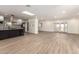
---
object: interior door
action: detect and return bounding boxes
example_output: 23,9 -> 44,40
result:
60,23 -> 65,32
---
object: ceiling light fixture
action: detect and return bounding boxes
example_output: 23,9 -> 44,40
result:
22,11 -> 35,16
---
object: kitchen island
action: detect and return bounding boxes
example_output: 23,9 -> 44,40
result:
0,28 -> 24,39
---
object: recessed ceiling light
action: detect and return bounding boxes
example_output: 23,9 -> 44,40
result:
22,11 -> 35,16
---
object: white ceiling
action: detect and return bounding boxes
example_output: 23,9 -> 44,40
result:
26,5 -> 79,20
0,5 -> 30,20
0,5 -> 79,20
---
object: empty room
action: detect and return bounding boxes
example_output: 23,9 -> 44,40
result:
0,5 -> 79,54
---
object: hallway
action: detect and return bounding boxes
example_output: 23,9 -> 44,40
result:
0,32 -> 79,54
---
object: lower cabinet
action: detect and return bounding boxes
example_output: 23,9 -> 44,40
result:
0,29 -> 24,39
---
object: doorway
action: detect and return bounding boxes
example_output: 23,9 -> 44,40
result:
55,23 -> 68,32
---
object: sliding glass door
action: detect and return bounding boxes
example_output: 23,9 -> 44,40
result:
55,23 -> 68,32
56,23 -> 60,32
60,23 -> 65,32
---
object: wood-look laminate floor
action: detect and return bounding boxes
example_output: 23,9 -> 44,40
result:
0,32 -> 79,54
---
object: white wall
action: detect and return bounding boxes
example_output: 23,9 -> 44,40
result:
39,20 -> 55,32
39,20 -> 67,32
28,16 -> 38,34
38,19 -> 79,34
67,19 -> 79,34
